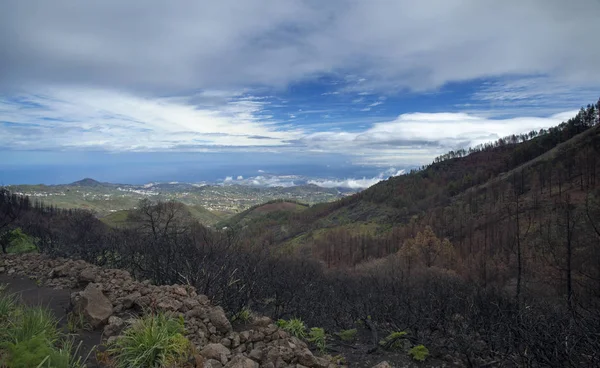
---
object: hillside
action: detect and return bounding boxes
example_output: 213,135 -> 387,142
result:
101,203 -> 224,227
218,199 -> 309,229
227,103 -> 600,273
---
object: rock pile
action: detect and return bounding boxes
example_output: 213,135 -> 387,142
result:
0,254 -> 338,368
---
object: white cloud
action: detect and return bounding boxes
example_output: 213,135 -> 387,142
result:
0,88 -> 303,150
302,110 -> 577,165
0,84 -> 581,168
217,168 -> 406,189
1,1 -> 599,93
308,168 -> 405,189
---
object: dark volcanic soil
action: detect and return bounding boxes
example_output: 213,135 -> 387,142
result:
0,273 -> 103,367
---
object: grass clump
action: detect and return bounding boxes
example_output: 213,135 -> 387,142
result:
336,328 -> 357,342
7,306 -> 59,344
379,331 -> 408,350
408,344 -> 429,362
231,307 -> 252,323
0,288 -> 18,325
66,311 -> 91,333
307,327 -> 327,353
276,318 -> 306,339
0,287 -> 89,368
107,312 -> 191,368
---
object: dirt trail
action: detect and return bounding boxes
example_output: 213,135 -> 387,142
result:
0,273 -> 102,367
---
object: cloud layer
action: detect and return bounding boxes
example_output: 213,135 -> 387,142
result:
1,0 -> 599,93
0,89 -> 299,150
0,88 -> 577,166
1,0 -> 598,171
218,168 -> 406,189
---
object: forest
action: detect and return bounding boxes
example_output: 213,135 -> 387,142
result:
2,100 -> 600,367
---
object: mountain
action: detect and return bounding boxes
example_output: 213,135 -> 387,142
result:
230,102 -> 600,279
70,178 -> 107,187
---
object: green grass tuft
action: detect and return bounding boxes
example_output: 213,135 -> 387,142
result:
408,344 -> 429,362
276,318 -> 307,339
379,331 -> 408,350
307,327 -> 327,353
231,307 -> 252,323
336,328 -> 357,342
7,306 -> 59,345
107,312 -> 191,368
0,289 -> 19,324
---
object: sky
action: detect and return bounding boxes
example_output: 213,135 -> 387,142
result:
1,0 -> 599,187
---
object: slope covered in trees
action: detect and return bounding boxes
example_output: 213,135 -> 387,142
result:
2,100 -> 600,366
231,101 -> 600,271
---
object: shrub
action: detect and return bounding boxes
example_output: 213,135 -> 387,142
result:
3,228 -> 36,254
2,335 -> 87,368
276,318 -> 307,339
308,327 -> 327,353
379,331 -> 408,350
107,312 -> 191,368
408,344 -> 429,362
336,328 -> 357,342
3,335 -> 56,368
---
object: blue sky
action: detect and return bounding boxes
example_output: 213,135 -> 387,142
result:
1,0 -> 599,186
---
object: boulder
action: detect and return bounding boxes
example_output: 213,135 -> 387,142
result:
239,331 -> 250,343
78,267 -> 98,284
371,362 -> 392,368
157,298 -> 183,312
173,286 -> 188,296
183,297 -> 201,310
103,316 -> 124,337
119,291 -> 141,309
224,355 -> 259,368
248,348 -> 263,362
209,306 -> 233,334
251,316 -> 272,328
205,359 -> 224,368
297,349 -> 329,368
73,283 -> 113,328
200,343 -> 231,361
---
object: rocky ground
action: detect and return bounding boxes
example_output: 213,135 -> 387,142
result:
0,254 -> 450,368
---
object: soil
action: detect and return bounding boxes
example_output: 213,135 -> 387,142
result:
0,273 -> 103,367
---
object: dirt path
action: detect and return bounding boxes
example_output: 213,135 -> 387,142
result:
0,274 -> 103,367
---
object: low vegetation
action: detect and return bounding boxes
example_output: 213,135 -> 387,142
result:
0,287 -> 88,368
276,318 -> 307,339
106,312 -> 191,368
408,345 -> 429,362
336,328 -> 357,342
307,327 -> 327,353
379,331 -> 408,350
